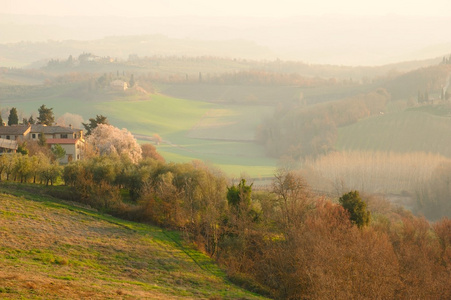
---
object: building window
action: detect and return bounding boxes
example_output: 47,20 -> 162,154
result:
68,154 -> 73,162
61,134 -> 68,139
32,133 -> 36,139
77,154 -> 80,160
6,136 -> 10,140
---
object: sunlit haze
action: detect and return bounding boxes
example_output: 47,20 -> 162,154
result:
3,0 -> 451,17
1,0 -> 451,65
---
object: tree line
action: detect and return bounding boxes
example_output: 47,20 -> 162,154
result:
0,104 -> 56,127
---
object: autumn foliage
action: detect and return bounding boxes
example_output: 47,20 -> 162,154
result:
60,154 -> 450,299
2,139 -> 450,298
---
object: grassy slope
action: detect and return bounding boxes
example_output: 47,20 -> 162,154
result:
98,94 -> 277,179
337,105 -> 451,157
0,185 -> 266,300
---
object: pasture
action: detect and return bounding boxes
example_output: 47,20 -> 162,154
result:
336,107 -> 451,157
102,95 -> 277,179
0,184 -> 266,299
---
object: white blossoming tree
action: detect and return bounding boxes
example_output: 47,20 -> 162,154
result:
86,124 -> 142,163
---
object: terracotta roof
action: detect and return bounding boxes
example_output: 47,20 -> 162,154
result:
0,138 -> 18,150
46,138 -> 82,145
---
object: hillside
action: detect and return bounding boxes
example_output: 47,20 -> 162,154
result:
0,184 -> 266,299
0,56 -> 450,180
337,104 -> 451,157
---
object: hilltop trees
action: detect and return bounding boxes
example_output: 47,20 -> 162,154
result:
37,104 -> 54,125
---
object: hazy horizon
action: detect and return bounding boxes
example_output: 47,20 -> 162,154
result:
1,0 -> 451,66
3,0 -> 451,17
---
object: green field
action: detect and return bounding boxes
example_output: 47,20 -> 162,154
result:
1,90 -> 278,179
161,82 -> 378,105
337,106 -> 451,157
101,95 -> 277,179
0,184 -> 266,299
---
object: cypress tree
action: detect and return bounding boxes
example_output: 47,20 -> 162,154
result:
8,107 -> 19,126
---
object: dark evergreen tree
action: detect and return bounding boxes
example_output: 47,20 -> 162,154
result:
28,116 -> 35,124
37,104 -> 54,125
82,115 -> 109,135
129,74 -> 135,87
8,107 -> 19,126
227,179 -> 253,209
339,190 -> 370,228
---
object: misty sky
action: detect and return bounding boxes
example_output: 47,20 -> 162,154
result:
1,0 -> 451,66
3,0 -> 451,17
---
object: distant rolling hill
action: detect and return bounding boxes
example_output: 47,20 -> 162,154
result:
337,104 -> 451,157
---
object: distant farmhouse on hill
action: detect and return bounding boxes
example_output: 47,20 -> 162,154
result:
0,124 -> 84,163
110,80 -> 128,91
